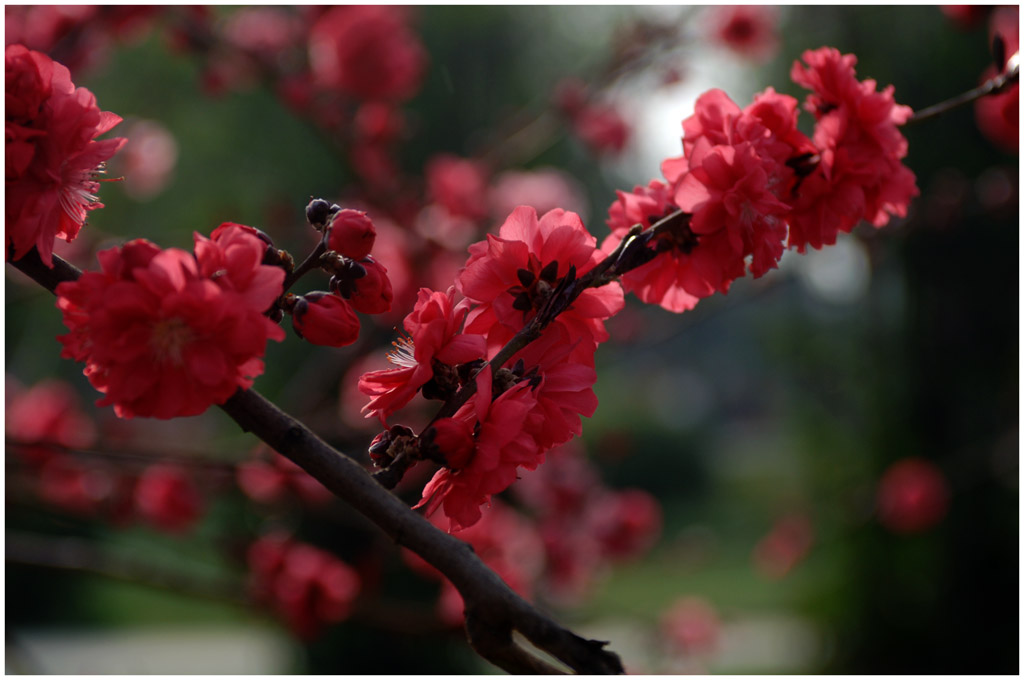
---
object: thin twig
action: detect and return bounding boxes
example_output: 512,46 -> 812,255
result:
909,54 -> 1020,125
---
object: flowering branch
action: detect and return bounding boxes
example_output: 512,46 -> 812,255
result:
8,246 -> 625,675
909,52 -> 1019,124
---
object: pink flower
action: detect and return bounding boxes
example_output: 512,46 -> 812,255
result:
488,167 -> 589,221
752,513 -> 814,579
291,292 -> 360,347
661,596 -> 721,656
876,458 -> 950,533
5,44 -> 125,267
709,5 -> 780,62
586,488 -> 662,560
459,206 -> 624,366
133,463 -> 204,534
248,532 -> 361,640
6,378 -> 97,466
359,287 -> 486,425
572,103 -> 630,156
415,367 -> 540,531
237,445 -> 333,506
55,234 -> 285,419
425,154 -> 490,221
788,46 -> 918,250
327,208 -> 376,260
308,5 -> 426,102
194,222 -> 283,312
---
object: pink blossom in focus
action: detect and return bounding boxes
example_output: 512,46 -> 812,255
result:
459,206 -> 624,366
55,232 -> 285,419
359,287 -> 486,425
291,292 -> 360,347
6,44 -> 126,266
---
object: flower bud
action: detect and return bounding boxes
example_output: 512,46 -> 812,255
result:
306,198 -> 337,229
328,209 -> 376,260
347,256 -> 393,315
423,417 -> 475,470
291,292 -> 359,347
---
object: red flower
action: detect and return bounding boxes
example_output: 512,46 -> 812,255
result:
5,44 -> 125,267
308,5 -> 426,102
248,533 -> 361,640
788,46 -> 918,250
709,5 -> 780,62
586,488 -> 662,560
133,463 -> 204,534
291,292 -> 360,347
459,206 -> 624,366
425,153 -> 490,221
975,7 -> 1019,153
876,458 -> 950,533
415,367 -> 540,531
55,234 -> 285,419
6,378 -> 97,466
572,103 -> 630,156
359,287 -> 486,425
327,208 -> 376,261
194,222 -> 282,312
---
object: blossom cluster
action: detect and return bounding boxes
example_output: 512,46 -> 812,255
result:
360,206 -> 623,531
604,46 -> 918,312
5,43 -> 125,267
55,224 -> 285,419
289,204 -> 393,348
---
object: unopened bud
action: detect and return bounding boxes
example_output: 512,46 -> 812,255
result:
328,209 -> 377,260
290,292 -> 360,347
306,198 -> 334,229
347,256 -> 393,315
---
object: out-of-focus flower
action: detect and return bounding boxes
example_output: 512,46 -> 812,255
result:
308,5 -> 426,102
6,44 -> 125,267
488,167 -> 589,221
248,532 -> 361,640
661,596 -> 721,656
133,463 -> 204,534
940,5 -> 991,30
237,445 -> 333,506
708,5 -> 780,62
752,513 -> 814,579
37,454 -> 114,515
425,154 -> 490,222
111,119 -> 178,200
572,103 -> 630,156
222,6 -> 304,55
876,458 -> 950,533
6,377 -> 97,466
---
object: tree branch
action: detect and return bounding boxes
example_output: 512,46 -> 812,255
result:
908,52 -> 1020,124
7,248 -> 626,675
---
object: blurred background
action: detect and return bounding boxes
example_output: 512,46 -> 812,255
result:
5,5 -> 1018,674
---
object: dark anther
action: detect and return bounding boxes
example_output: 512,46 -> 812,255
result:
516,268 -> 536,288
512,291 -> 533,312
539,259 -> 559,283
456,359 -> 486,384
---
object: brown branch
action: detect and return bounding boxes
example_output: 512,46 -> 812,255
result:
7,248 -> 625,675
909,53 -> 1020,124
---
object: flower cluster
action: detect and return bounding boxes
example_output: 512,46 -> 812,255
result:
288,204 -> 393,348
55,224 -> 285,419
5,44 -> 125,267
603,46 -> 917,312
360,207 -> 621,531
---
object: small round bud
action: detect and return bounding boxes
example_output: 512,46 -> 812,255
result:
328,209 -> 377,260
306,198 -> 334,229
290,292 -> 360,347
